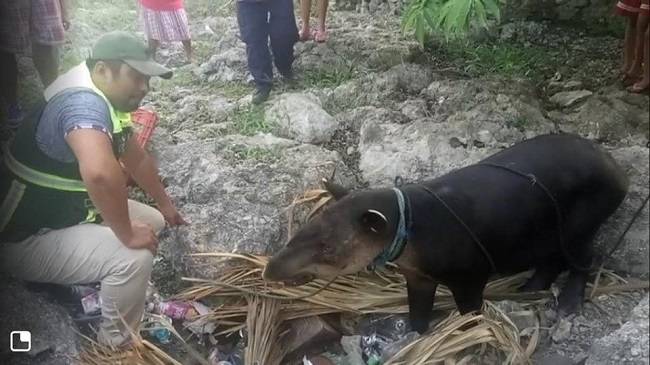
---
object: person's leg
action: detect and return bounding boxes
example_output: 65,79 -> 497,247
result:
269,0 -> 298,77
237,1 -> 273,102
622,13 -> 639,76
299,0 -> 312,41
182,39 -> 192,62
0,224 -> 155,347
29,0 -> 66,87
630,27 -> 650,92
31,42 -> 59,87
0,51 -> 18,107
127,199 -> 166,233
316,0 -> 329,41
628,2 -> 649,78
0,51 -> 25,128
148,38 -> 160,58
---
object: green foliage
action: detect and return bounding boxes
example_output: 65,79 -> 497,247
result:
442,41 -> 552,81
226,145 -> 280,163
229,105 -> 273,136
300,66 -> 356,89
402,0 -> 501,45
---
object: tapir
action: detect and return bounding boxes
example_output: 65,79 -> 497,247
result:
263,133 -> 629,333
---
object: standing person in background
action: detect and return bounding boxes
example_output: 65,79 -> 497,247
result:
237,0 -> 299,105
139,0 -> 193,63
0,0 -> 69,130
299,0 -> 329,43
616,0 -> 643,84
0,0 -> 29,129
628,0 -> 650,92
31,0 -> 69,88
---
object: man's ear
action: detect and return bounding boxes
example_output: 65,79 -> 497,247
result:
321,178 -> 350,200
360,209 -> 388,234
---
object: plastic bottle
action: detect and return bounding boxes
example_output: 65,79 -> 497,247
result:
151,326 -> 172,344
156,301 -> 195,320
80,292 -> 102,315
380,331 -> 420,362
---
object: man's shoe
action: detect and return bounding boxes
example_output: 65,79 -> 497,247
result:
279,68 -> 294,81
252,87 -> 271,105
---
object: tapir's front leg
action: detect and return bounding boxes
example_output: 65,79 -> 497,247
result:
405,274 -> 438,334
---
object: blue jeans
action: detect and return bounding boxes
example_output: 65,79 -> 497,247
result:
236,0 -> 298,90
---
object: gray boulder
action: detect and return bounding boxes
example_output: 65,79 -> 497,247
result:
556,89 -> 650,142
357,77 -> 556,186
586,295 -> 649,365
157,133 -> 355,277
266,93 -> 339,144
597,146 -> 650,278
295,15 -> 417,72
549,90 -> 593,108
0,277 -> 80,365
421,78 -> 551,128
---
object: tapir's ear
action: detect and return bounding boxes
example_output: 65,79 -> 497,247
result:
360,209 -> 388,234
321,178 -> 350,200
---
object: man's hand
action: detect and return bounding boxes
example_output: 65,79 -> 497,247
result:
124,221 -> 159,254
159,203 -> 189,226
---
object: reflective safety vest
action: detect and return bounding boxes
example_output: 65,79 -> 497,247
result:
0,62 -> 133,242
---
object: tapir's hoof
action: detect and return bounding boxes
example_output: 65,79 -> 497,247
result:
410,318 -> 430,334
557,294 -> 582,318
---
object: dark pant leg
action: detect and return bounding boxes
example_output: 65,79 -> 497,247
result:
236,1 -> 273,89
268,0 -> 298,75
0,51 -> 18,106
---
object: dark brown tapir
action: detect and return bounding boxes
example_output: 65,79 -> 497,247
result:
263,133 -> 629,334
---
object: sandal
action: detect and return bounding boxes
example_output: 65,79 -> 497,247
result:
314,29 -> 328,43
620,72 -> 640,87
299,27 -> 312,42
627,81 -> 650,94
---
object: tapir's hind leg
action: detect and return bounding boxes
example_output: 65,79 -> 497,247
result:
521,256 -> 566,292
449,277 -> 488,315
557,234 -> 595,317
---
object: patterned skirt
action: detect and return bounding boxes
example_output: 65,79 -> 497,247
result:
139,5 -> 191,42
615,0 -> 642,17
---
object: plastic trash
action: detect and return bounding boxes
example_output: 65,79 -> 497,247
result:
380,331 -> 419,362
69,285 -> 98,298
341,335 -> 365,365
184,301 -> 217,335
152,326 -> 172,344
155,301 -> 197,320
80,291 -> 102,315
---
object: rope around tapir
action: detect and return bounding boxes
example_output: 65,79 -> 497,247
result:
394,164 -> 650,274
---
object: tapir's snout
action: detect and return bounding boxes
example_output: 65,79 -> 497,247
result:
262,258 -> 284,281
262,247 -> 317,286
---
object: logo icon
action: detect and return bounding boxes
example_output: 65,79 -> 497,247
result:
10,331 -> 31,352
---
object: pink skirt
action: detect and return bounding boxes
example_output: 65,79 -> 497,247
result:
139,5 -> 191,42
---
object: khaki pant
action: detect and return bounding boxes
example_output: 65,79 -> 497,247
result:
0,200 -> 165,347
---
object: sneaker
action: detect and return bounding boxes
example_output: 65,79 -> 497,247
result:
279,68 -> 294,81
252,87 -> 271,105
6,103 -> 24,129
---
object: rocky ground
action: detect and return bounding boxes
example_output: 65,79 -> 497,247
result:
1,0 -> 648,364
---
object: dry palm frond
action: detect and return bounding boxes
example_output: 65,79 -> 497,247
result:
385,301 -> 536,365
286,188 -> 333,238
244,296 -> 286,365
178,253 -> 648,336
77,332 -> 183,365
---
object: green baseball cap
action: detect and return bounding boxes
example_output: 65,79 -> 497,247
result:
91,31 -> 172,79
